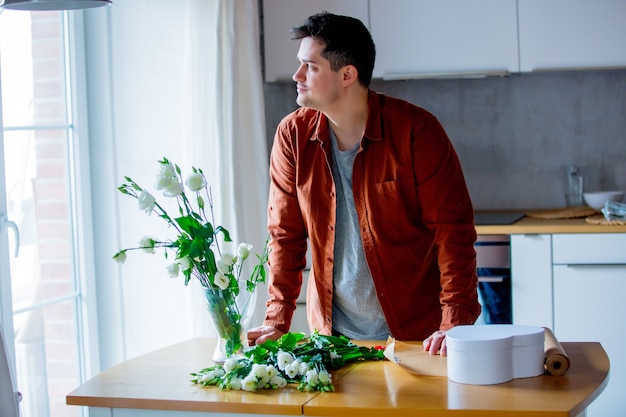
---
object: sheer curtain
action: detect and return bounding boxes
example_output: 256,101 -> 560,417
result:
88,0 -> 269,367
181,0 -> 270,337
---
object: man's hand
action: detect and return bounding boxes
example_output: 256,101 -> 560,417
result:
248,325 -> 284,346
423,329 -> 448,356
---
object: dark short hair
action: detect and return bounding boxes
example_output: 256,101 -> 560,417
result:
291,12 -> 376,87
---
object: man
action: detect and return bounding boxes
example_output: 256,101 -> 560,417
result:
248,12 -> 480,355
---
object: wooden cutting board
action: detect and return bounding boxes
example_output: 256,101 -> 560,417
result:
585,214 -> 626,225
525,206 -> 597,219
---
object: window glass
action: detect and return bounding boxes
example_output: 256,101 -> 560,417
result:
1,9 -> 82,417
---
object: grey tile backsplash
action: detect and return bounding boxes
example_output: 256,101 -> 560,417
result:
263,70 -> 626,211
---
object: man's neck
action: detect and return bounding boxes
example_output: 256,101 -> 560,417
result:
326,88 -> 369,151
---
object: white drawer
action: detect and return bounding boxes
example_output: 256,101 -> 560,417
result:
552,234 -> 626,264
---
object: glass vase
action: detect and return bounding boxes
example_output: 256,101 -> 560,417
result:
203,281 -> 257,363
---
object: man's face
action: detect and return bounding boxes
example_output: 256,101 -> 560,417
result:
292,37 -> 343,110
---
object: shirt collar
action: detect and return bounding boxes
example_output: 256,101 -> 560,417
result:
310,89 -> 383,143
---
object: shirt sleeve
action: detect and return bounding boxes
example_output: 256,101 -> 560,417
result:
413,116 -> 481,330
263,122 -> 309,333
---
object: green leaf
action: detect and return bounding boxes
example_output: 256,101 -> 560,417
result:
199,222 -> 214,239
277,332 -> 306,350
175,215 -> 203,236
215,226 -> 232,242
188,237 -> 208,260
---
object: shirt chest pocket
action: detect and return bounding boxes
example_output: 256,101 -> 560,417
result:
374,176 -> 419,213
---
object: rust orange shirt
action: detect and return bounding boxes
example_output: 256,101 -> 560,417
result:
264,90 -> 480,340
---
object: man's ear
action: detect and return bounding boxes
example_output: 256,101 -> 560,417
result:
342,65 -> 359,87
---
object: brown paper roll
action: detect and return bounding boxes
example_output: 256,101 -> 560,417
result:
544,327 -> 570,376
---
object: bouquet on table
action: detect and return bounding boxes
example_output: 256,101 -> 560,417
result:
191,331 -> 386,392
113,157 -> 269,360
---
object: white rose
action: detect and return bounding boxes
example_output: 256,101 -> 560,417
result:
241,374 -> 258,392
155,161 -> 176,190
284,362 -> 299,379
318,370 -> 332,386
276,351 -> 294,371
237,243 -> 253,260
213,272 -> 229,290
217,258 -> 232,275
137,190 -> 156,215
252,363 -> 267,379
229,377 -> 242,390
305,369 -> 319,385
221,253 -> 235,266
163,180 -> 183,197
298,361 -> 310,376
112,251 -> 127,264
224,358 -> 238,373
185,172 -> 207,192
139,236 -> 156,254
290,359 -> 303,375
265,365 -> 277,379
177,256 -> 192,272
166,262 -> 180,278
270,375 -> 287,388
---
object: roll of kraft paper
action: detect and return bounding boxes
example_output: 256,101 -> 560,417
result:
543,327 -> 571,376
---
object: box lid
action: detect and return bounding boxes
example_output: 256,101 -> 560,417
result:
504,324 -> 544,347
447,325 -> 513,352
447,324 -> 544,352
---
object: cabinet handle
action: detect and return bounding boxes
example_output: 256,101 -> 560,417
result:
382,69 -> 510,80
478,276 -> 506,283
565,264 -> 626,268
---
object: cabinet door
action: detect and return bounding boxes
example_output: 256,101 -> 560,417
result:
518,0 -> 626,71
552,233 -> 626,264
262,0 -> 369,82
554,264 -> 626,417
510,234 -> 553,328
369,0 -> 519,79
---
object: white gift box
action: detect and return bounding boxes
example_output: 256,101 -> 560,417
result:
446,324 -> 545,385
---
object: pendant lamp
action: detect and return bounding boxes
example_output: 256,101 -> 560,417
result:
1,0 -> 110,10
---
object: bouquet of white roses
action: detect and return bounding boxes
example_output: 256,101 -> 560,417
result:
113,157 -> 269,358
191,331 -> 386,392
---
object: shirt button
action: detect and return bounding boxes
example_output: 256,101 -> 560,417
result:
326,257 -> 333,262
328,225 -> 334,231
326,318 -> 331,322
330,192 -> 335,197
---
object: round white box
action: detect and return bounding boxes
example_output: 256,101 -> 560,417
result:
446,324 -> 545,385
447,325 -> 514,385
507,325 -> 545,379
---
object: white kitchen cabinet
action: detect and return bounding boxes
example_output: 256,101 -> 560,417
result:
262,0 -> 370,82
518,0 -> 626,72
510,234 -> 553,328
369,0 -> 519,79
553,233 -> 626,417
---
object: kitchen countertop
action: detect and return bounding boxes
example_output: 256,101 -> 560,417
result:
66,337 -> 609,416
474,213 -> 626,234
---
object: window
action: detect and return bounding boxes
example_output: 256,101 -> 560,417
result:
1,9 -> 94,417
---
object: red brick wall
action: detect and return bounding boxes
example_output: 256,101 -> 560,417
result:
30,11 -> 79,417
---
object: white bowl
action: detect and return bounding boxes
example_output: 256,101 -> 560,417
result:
583,191 -> 624,210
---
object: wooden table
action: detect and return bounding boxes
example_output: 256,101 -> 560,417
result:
67,338 -> 608,417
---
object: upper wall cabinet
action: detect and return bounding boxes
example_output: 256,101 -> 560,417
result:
518,0 -> 626,71
369,0 -> 519,79
262,0 -> 370,82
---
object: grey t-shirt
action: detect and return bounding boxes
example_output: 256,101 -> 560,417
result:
329,128 -> 391,340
